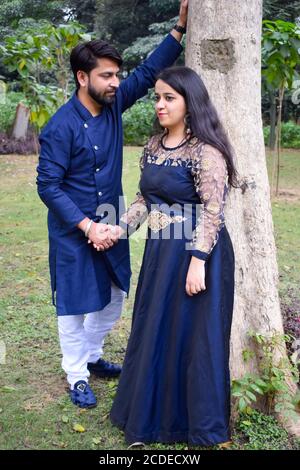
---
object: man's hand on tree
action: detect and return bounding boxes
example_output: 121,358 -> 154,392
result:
178,0 -> 188,28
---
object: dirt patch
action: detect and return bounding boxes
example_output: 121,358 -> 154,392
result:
0,154 -> 38,178
273,188 -> 300,203
22,374 -> 68,411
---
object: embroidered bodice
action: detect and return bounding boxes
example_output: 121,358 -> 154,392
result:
120,134 -> 229,258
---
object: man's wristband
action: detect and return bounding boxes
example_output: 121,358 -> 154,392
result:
173,24 -> 186,34
84,219 -> 93,238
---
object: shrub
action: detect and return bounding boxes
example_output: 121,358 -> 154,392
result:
264,121 -> 300,148
123,98 -> 156,146
0,131 -> 37,155
232,331 -> 299,419
234,409 -> 293,450
0,92 -> 27,134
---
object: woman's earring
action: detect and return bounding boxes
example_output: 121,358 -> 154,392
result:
184,114 -> 192,136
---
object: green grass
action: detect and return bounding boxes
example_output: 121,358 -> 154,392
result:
0,147 -> 299,450
265,149 -> 300,296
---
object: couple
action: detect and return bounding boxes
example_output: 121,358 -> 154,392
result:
37,0 -> 236,447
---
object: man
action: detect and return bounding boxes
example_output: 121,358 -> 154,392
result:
37,1 -> 188,408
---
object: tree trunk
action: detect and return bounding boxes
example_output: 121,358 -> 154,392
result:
10,102 -> 30,140
275,86 -> 284,196
94,0 -> 108,39
186,0 -> 299,434
268,89 -> 277,150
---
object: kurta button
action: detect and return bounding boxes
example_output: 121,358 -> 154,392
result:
96,168 -> 100,172
84,123 -> 88,128
94,145 -> 99,150
98,191 -> 102,196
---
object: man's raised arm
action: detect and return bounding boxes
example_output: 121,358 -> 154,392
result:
119,0 -> 188,113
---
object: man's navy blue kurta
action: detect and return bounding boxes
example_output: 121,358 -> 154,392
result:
37,33 -> 183,316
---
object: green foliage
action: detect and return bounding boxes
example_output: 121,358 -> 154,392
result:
232,374 -> 266,414
0,1 -> 71,45
262,19 -> 300,89
95,0 -> 147,48
0,0 -> 67,28
0,91 -> 26,132
262,19 -> 300,195
264,121 -> 300,148
29,83 -> 65,129
93,0 -> 180,57
263,0 -> 300,22
1,21 -> 91,91
122,35 -> 166,65
66,0 -> 97,31
0,21 -> 91,131
232,330 -> 299,419
123,16 -> 185,67
149,0 -> 179,15
236,409 -> 291,450
123,98 -> 156,146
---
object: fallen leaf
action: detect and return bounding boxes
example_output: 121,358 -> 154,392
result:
218,440 -> 233,449
73,423 -> 85,433
127,442 -> 145,449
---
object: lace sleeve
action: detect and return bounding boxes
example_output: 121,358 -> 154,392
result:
119,147 -> 148,235
190,143 -> 229,261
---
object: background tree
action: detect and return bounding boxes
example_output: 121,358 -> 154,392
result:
186,0 -> 300,434
0,0 -> 67,39
0,21 -> 91,138
262,0 -> 300,150
263,0 -> 300,21
262,19 -> 300,195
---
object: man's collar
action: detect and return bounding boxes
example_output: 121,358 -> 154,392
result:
71,92 -> 96,121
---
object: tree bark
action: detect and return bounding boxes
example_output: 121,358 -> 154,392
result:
11,102 -> 30,140
275,85 -> 284,196
186,0 -> 299,434
268,89 -> 277,150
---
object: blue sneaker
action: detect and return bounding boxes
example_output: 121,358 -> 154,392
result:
70,380 -> 97,408
87,358 -> 122,378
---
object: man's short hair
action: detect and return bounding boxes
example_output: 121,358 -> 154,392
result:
70,40 -> 123,89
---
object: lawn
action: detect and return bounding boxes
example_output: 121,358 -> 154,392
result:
0,147 -> 299,450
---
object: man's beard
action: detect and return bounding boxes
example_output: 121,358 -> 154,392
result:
88,82 -> 116,106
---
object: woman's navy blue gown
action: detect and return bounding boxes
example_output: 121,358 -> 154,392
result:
110,135 -> 235,446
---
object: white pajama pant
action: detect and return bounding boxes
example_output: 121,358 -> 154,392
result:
57,283 -> 125,389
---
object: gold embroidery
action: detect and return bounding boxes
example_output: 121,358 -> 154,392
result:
194,241 -> 211,252
201,158 -> 212,171
148,209 -> 187,233
206,201 -> 221,215
122,135 -> 229,257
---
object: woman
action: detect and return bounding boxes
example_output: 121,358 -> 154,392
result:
109,66 -> 237,446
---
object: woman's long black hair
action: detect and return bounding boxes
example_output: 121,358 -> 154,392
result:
156,66 -> 239,188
